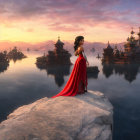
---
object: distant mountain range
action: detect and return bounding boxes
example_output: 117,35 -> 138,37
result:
0,40 -> 125,55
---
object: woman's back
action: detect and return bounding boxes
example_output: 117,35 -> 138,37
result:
74,46 -> 84,56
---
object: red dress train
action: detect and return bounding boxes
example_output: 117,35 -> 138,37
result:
51,53 -> 88,98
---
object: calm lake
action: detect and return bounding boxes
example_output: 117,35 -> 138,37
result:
0,51 -> 140,140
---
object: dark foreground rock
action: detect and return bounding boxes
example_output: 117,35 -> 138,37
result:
0,90 -> 113,140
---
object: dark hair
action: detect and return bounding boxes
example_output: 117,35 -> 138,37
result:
73,36 -> 84,51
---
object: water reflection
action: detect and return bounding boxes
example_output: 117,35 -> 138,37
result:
102,63 -> 140,83
36,64 -> 71,87
11,58 -> 26,63
0,51 -> 140,140
36,62 -> 100,87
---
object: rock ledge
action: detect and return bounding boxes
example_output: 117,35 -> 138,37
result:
0,90 -> 113,140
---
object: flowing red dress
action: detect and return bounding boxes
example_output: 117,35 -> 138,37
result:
51,53 -> 88,98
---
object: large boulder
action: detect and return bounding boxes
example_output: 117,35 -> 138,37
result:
0,90 -> 113,140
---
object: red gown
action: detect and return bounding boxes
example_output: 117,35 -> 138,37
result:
51,53 -> 88,98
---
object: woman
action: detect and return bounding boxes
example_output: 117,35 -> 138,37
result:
51,36 -> 89,98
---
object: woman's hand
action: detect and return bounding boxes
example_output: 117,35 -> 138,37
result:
86,61 -> 89,66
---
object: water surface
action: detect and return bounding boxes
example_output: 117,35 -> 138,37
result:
0,51 -> 140,140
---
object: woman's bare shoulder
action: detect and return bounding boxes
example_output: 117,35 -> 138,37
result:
78,46 -> 84,52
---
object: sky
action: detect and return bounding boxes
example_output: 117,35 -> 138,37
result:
0,0 -> 139,44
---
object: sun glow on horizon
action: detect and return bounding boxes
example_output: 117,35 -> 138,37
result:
0,22 -> 135,44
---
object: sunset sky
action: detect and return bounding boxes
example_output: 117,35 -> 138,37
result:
0,0 -> 139,44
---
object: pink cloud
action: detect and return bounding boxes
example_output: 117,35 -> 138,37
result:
0,0 -> 139,32
26,28 -> 34,32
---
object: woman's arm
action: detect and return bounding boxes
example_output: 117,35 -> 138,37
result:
83,51 -> 89,66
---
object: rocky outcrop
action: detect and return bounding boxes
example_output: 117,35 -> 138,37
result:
0,90 -> 113,140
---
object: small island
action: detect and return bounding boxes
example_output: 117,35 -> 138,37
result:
36,36 -> 72,67
7,46 -> 27,61
0,90 -> 113,140
0,51 -> 9,73
87,66 -> 100,79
